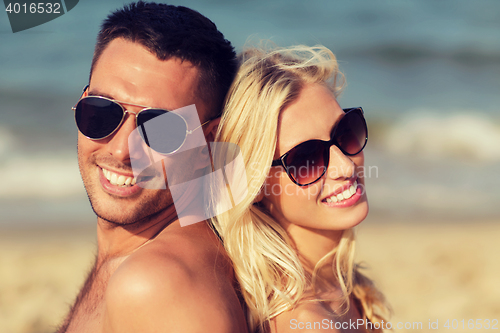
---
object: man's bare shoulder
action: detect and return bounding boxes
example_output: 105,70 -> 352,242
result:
104,222 -> 247,333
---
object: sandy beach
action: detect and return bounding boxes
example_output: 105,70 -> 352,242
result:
355,217 -> 500,332
0,225 -> 96,333
1,217 -> 499,333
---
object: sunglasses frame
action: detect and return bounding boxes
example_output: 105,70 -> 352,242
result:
271,107 -> 367,186
72,85 -> 210,155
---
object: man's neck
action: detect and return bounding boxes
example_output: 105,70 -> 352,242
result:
96,205 -> 179,261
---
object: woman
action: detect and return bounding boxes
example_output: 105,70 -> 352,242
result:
210,44 -> 390,332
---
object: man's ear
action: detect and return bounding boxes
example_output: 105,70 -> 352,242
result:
81,84 -> 89,98
197,116 -> 221,173
203,116 -> 221,143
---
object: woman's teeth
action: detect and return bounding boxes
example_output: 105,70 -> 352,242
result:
325,181 -> 357,203
102,168 -> 136,187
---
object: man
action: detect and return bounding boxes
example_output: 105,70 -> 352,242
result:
57,2 -> 247,332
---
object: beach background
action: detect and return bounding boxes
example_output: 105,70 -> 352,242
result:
0,0 -> 499,332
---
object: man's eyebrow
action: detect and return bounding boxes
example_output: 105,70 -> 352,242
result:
88,89 -> 114,100
86,89 -> 177,111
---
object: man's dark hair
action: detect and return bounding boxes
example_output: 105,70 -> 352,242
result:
90,1 -> 237,118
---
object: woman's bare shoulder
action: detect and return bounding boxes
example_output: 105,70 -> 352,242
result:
270,301 -> 340,333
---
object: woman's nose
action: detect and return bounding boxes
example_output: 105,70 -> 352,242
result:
325,145 -> 356,180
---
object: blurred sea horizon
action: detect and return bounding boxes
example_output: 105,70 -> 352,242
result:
1,0 -> 499,226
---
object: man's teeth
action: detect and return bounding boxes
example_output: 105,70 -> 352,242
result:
325,181 -> 357,203
102,168 -> 136,187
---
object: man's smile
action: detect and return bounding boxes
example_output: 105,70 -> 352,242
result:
98,166 -> 142,197
102,167 -> 137,187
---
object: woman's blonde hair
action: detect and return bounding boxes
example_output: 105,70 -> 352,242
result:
210,44 -> 389,332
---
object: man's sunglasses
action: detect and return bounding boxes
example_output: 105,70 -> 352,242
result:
271,107 -> 367,186
72,85 -> 209,155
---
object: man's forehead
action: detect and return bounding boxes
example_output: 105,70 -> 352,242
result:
90,38 -> 209,119
93,38 -> 200,85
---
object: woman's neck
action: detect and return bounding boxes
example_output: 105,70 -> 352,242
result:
284,223 -> 344,281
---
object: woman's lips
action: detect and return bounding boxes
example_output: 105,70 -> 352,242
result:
322,180 -> 362,207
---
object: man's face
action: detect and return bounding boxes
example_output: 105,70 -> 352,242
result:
77,38 -> 209,225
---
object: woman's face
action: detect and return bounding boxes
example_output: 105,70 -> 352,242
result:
261,83 -> 368,236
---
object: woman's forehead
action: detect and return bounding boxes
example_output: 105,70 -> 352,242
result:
277,84 -> 344,154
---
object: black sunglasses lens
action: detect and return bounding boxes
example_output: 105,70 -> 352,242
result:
336,110 -> 367,156
277,108 -> 367,186
284,140 -> 327,185
75,97 -> 124,139
137,110 -> 188,154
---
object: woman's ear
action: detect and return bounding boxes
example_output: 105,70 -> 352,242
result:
254,186 -> 265,203
254,176 -> 270,203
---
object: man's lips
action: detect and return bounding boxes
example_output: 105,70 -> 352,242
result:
98,167 -> 143,197
99,163 -> 166,194
101,167 -> 137,187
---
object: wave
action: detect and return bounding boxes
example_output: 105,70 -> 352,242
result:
0,126 -> 14,158
376,110 -> 500,161
0,150 -> 84,199
340,42 -> 500,66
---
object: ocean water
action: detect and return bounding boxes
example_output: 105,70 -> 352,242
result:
1,0 -> 499,226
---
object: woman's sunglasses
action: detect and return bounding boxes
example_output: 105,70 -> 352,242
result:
271,107 -> 367,186
72,85 -> 209,155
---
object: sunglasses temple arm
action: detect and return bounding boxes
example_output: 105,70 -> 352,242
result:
186,119 -> 211,135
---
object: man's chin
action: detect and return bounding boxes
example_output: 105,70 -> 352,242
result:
86,194 -> 165,226
94,211 -> 142,226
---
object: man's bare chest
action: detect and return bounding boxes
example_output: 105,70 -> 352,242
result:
60,260 -> 117,333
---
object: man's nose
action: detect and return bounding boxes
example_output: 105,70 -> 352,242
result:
326,145 -> 356,180
105,112 -> 137,163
